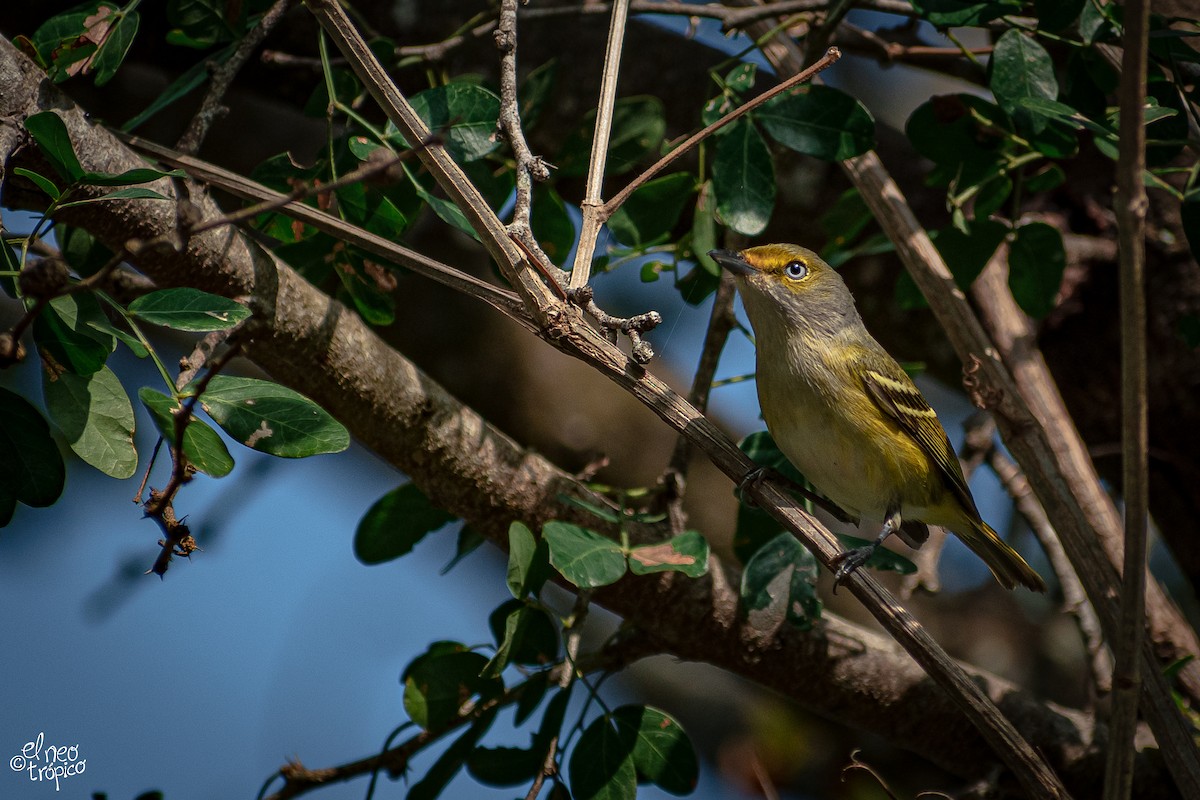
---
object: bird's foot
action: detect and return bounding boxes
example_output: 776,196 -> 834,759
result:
736,467 -> 769,508
831,544 -> 876,592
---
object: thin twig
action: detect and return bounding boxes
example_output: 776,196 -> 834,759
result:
569,0 -> 633,290
1105,0 -> 1151,794
175,0 -> 292,155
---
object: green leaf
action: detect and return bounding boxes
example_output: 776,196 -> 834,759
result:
607,172 -> 695,248
723,62 -> 758,93
1008,221 -> 1065,318
1023,163 -> 1066,194
25,111 -> 84,182
43,365 -> 137,479
820,188 -> 874,252
972,174 -> 1012,218
513,672 -> 552,727
910,0 -> 1017,26
558,96 -> 666,177
30,6 -> 103,82
507,521 -> 551,599
12,167 -> 61,200
333,247 -> 396,326
56,187 -> 171,208
128,288 -> 250,331
402,648 -> 497,730
1178,314 -> 1200,349
569,715 -> 638,800
990,30 -> 1058,131
741,532 -> 822,629
193,375 -> 350,457
713,118 -> 774,236
627,530 -> 709,578
353,483 -> 457,565
739,430 -> 804,483
33,293 -> 116,375
137,387 -> 234,477
531,186 -> 576,263
409,83 -> 502,162
836,535 -> 916,575
543,520 -> 626,589
758,85 -> 875,161
57,224 -> 115,277
931,219 -> 1009,289
0,387 -> 66,507
610,706 -> 698,795
690,181 -> 718,277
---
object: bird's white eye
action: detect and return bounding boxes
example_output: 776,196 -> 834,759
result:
784,260 -> 808,280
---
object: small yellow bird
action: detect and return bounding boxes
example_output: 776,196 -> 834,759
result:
710,244 -> 1045,592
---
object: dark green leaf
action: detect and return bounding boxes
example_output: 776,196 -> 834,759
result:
1008,221 -> 1065,318
0,486 -> 15,528
836,535 -> 917,575
124,46 -> 232,131
138,388 -> 234,477
56,187 -> 171,208
30,6 -> 101,82
723,62 -> 757,93
558,97 -> 665,177
466,744 -> 544,787
520,59 -> 558,129
1023,163 -> 1066,194
1036,0 -> 1085,31
690,181 -> 718,277
758,85 -> 875,161
91,10 -> 140,86
57,224 -> 114,277
820,188 -> 874,252
303,69 -> 361,117
910,0 -> 1017,26
486,600 -> 559,674
441,524 -> 486,575
675,261 -> 720,306
354,483 -> 457,565
514,670 -> 552,726
402,649 -> 496,730
0,387 -> 66,507
610,706 -> 698,795
33,293 -> 116,375
972,174 -> 1012,218
1079,0 -> 1113,44
557,494 -> 622,524
25,111 -> 83,182
77,167 -> 185,187
569,715 -> 637,800
415,184 -> 480,242
931,219 -> 1009,289
334,248 -> 396,326
991,30 -> 1058,132
1178,314 -> 1200,349
543,520 -> 626,589
167,0 -> 240,48
738,430 -> 804,483
507,521 -> 551,599
713,118 -> 774,236
128,288 -> 250,331
462,160 -> 515,212
532,186 -> 576,263
12,167 -> 60,200
194,375 -> 350,457
336,181 -> 410,241
407,709 -> 497,800
627,530 -> 709,577
741,532 -> 822,629
607,172 -> 695,248
410,83 -> 502,162
43,365 -> 137,479
1181,199 -> 1200,264
905,95 -> 1010,189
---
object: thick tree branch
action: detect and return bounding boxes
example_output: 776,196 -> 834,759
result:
0,36 -> 1154,796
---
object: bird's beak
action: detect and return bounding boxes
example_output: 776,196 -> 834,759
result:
708,249 -> 753,276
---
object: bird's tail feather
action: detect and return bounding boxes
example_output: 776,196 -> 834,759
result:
960,520 -> 1047,592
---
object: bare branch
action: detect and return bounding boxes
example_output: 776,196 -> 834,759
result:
1105,0 -> 1152,793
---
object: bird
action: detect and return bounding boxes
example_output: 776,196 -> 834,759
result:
709,244 -> 1045,592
